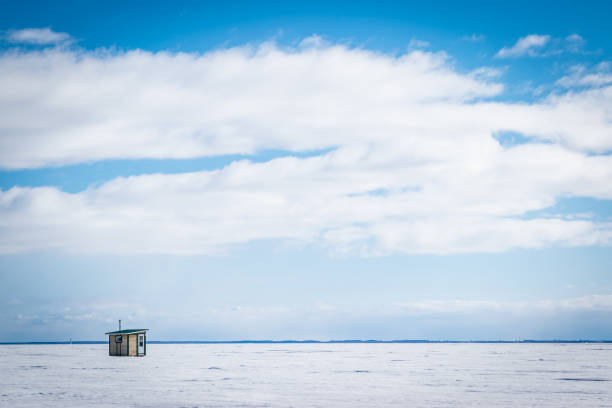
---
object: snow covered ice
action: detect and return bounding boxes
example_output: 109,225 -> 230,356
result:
1,343 -> 611,407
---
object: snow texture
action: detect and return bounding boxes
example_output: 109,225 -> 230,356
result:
1,343 -> 611,407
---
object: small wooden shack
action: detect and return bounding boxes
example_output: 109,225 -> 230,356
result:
106,326 -> 148,357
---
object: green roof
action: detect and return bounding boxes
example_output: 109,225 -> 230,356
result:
105,329 -> 148,335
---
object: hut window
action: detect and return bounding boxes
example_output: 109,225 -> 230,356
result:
139,338 -> 144,347
115,335 -> 122,343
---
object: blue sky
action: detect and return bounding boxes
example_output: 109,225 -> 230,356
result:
1,1 -> 612,341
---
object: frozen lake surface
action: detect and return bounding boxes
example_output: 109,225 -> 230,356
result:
1,343 -> 611,407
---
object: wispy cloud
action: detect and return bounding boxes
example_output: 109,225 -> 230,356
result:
565,33 -> 586,53
497,33 -> 590,58
5,27 -> 71,45
395,294 -> 612,315
556,62 -> 612,88
496,34 -> 551,58
408,38 -> 430,49
461,33 -> 485,42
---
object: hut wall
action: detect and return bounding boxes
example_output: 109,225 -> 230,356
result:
120,336 -> 128,356
108,334 -> 129,356
108,332 -> 146,356
109,335 -> 121,356
129,334 -> 137,356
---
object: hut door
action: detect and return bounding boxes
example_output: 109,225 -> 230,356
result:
138,334 -> 145,355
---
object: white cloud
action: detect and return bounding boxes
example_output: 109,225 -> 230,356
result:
395,294 -> 612,316
461,33 -> 485,42
556,62 -> 612,88
5,27 -> 71,45
565,33 -> 586,53
496,34 -> 551,58
1,143 -> 611,255
408,38 -> 430,48
0,38 -> 611,255
0,41 -> 611,169
0,43 -> 502,169
298,34 -> 326,48
497,33 -> 589,58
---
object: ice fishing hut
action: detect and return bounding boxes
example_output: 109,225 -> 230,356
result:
105,320 -> 148,357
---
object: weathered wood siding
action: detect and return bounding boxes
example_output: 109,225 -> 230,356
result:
109,335 -> 121,356
109,334 -> 129,356
129,334 -> 137,356
121,336 -> 128,356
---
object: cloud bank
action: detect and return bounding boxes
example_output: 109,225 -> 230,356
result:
0,36 -> 611,255
0,42 -> 503,168
5,294 -> 612,340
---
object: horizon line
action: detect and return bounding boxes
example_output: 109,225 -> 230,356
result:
2,339 -> 612,345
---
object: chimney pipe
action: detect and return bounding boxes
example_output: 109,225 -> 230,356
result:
119,319 -> 122,331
